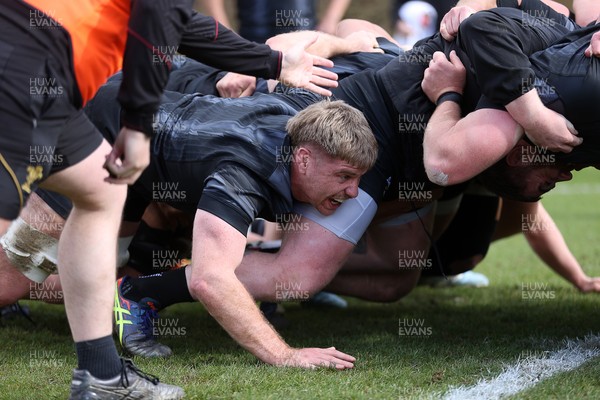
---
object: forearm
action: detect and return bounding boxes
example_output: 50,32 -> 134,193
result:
118,0 -> 193,136
423,102 -> 463,186
266,31 -> 362,59
190,212 -> 292,365
523,204 -> 588,289
504,90 -> 547,136
179,11 -> 282,79
197,269 -> 292,364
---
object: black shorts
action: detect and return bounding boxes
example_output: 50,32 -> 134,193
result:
0,1 -> 103,219
123,161 -> 270,236
425,193 -> 500,276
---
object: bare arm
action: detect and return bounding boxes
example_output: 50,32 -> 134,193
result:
421,52 -> 523,186
423,106 -> 523,186
505,91 -> 581,153
318,0 -> 352,34
218,30 -> 380,98
573,0 -> 600,26
496,200 -> 600,293
445,2 -> 581,153
265,30 -> 381,59
187,210 -> 355,369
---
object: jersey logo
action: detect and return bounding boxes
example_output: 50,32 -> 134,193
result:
21,165 -> 44,194
383,176 -> 392,194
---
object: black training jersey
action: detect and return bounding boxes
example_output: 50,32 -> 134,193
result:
86,79 -> 322,235
529,23 -> 600,164
355,1 -> 573,203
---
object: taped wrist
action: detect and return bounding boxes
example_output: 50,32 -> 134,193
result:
436,91 -> 463,106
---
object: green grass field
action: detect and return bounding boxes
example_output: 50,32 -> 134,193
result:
0,168 -> 598,399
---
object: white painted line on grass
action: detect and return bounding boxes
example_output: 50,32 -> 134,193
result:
442,334 -> 600,400
551,183 -> 600,195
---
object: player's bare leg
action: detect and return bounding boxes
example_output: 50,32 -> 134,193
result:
40,140 -> 124,342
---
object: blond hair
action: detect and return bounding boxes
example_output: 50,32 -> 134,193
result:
285,100 -> 377,170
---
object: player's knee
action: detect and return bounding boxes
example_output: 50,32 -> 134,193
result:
376,273 -> 420,302
0,218 -> 58,284
71,181 -> 127,213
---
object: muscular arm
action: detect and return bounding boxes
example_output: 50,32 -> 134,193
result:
218,29 -> 381,97
455,4 -> 579,152
504,91 -> 581,153
179,11 -> 339,97
423,105 -> 523,186
421,51 -> 522,186
495,200 -> 600,293
188,210 -> 355,369
265,30 -> 380,59
179,11 -> 282,80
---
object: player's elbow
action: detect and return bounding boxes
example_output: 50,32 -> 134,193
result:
424,154 -> 451,187
188,271 -> 226,305
424,146 -> 470,187
426,166 -> 450,187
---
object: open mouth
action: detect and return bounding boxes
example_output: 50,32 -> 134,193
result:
327,197 -> 345,209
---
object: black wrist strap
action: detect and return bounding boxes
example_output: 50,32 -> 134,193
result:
436,91 -> 463,106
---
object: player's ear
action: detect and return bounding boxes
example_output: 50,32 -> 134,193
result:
294,147 -> 311,173
505,140 -> 528,167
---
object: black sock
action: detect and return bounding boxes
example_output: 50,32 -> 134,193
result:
121,267 -> 194,309
75,335 -> 122,379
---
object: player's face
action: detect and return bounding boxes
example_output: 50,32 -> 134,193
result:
292,150 -> 366,216
519,164 -> 574,199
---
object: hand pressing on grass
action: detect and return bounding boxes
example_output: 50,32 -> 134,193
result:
277,347 -> 356,370
575,276 -> 600,293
